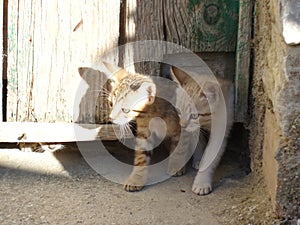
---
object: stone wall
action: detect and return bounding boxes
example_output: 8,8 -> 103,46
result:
251,0 -> 300,219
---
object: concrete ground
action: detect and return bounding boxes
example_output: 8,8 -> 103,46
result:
0,138 -> 278,225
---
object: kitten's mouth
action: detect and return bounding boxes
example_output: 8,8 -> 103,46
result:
180,121 -> 200,132
181,124 -> 188,129
110,117 -> 132,126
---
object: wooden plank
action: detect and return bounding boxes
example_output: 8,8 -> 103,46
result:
163,0 -> 239,52
123,0 -> 164,75
0,0 -> 3,121
123,0 -> 240,53
123,0 -> 239,76
7,0 -> 120,123
234,0 -> 252,122
163,52 -> 213,76
162,52 -> 235,80
0,122 -> 134,142
197,52 -> 235,80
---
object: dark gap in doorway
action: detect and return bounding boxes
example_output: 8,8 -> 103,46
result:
2,0 -> 8,121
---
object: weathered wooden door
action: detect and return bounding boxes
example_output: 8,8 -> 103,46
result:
1,0 -> 252,142
4,0 -> 120,123
0,0 -> 3,122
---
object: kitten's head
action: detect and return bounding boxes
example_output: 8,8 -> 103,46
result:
103,62 -> 156,125
170,66 -> 220,132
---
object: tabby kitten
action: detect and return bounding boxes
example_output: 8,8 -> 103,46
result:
95,62 -> 181,191
169,66 -> 234,195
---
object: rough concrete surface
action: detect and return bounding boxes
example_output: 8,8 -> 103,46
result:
252,0 -> 300,220
0,139 -> 284,225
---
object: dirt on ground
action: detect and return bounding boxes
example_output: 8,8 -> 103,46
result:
0,134 -> 289,225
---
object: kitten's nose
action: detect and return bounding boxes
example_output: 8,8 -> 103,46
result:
180,120 -> 188,128
108,111 -> 117,123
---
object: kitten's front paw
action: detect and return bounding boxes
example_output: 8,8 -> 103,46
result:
192,172 -> 212,195
167,166 -> 186,177
123,175 -> 146,192
192,182 -> 212,195
173,166 -> 186,177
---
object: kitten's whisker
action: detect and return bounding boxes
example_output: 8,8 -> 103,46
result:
120,124 -> 128,143
119,125 -> 123,141
116,124 -> 124,143
125,124 -> 132,137
125,123 -> 131,140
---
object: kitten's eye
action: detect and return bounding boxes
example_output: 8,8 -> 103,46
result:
190,113 -> 200,120
108,101 -> 113,107
122,108 -> 130,113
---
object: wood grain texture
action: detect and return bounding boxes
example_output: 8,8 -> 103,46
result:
122,0 -> 239,77
163,0 -> 192,47
162,52 -> 235,80
123,0 -> 239,53
163,0 -> 239,52
0,0 -> 3,121
235,0 -> 252,122
5,0 -> 249,126
6,0 -> 120,123
0,122 -> 133,142
123,0 -> 164,75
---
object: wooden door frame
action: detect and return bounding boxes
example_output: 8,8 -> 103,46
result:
0,0 -> 4,122
235,0 -> 253,123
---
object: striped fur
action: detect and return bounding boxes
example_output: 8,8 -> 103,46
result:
105,63 -> 181,192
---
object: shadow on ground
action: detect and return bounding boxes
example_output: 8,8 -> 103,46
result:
0,124 -> 279,225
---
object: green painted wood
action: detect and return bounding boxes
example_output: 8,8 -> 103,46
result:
235,0 -> 252,122
187,0 -> 239,52
163,0 -> 239,52
125,0 -> 239,54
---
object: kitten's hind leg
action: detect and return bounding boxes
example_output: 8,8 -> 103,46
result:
192,134 -> 207,170
167,131 -> 194,177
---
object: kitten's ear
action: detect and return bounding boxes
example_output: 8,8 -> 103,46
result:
78,67 -> 99,78
139,82 -> 156,105
202,82 -> 220,105
170,66 -> 190,85
102,61 -> 130,84
78,67 -> 87,77
78,67 -> 108,88
196,82 -> 220,114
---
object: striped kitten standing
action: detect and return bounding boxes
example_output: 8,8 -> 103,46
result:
169,66 -> 234,195
79,62 -> 183,191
